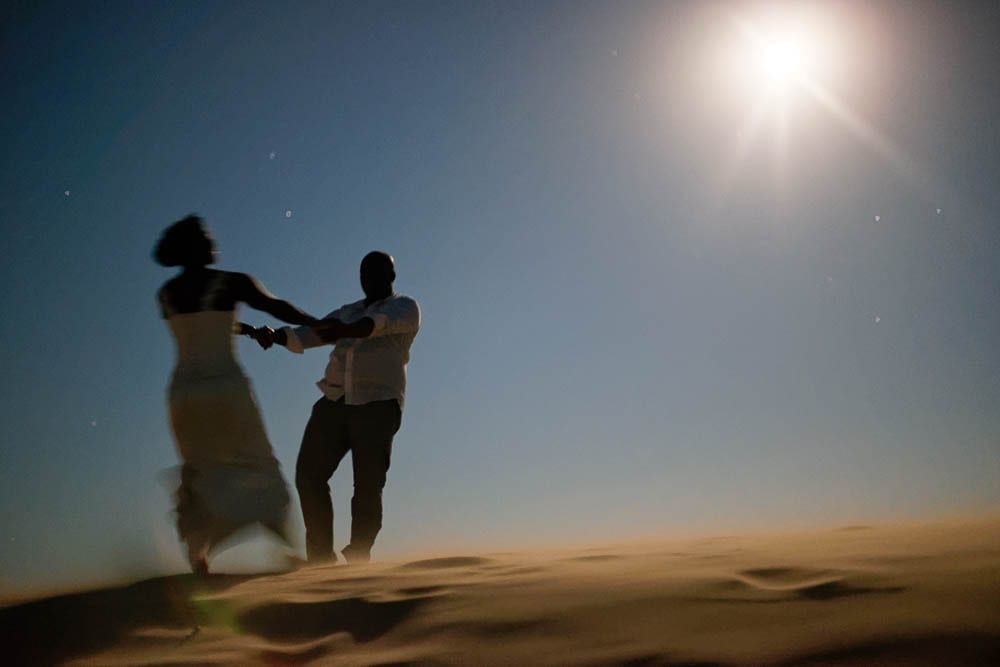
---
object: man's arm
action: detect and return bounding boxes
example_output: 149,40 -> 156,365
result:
253,297 -> 420,349
253,307 -> 343,353
313,297 -> 420,342
311,317 -> 375,342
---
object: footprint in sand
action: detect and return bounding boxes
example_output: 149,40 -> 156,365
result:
501,566 -> 548,576
739,567 -> 840,585
397,556 -> 495,571
705,567 -> 905,602
563,554 -> 624,563
395,585 -> 450,596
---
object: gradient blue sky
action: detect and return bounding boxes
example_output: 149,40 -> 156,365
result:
2,0 -> 998,596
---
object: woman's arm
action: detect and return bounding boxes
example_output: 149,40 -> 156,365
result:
233,273 -> 317,325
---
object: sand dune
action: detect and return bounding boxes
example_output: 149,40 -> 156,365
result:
3,516 -> 999,665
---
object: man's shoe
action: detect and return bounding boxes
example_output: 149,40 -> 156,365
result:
341,543 -> 371,563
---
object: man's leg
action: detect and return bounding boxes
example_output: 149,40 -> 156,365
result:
344,399 -> 401,561
295,398 -> 350,562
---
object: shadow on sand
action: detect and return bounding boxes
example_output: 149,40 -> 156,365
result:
0,573 -> 254,665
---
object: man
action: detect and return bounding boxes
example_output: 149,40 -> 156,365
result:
253,251 -> 420,563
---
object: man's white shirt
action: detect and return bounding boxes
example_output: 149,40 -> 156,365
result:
280,294 -> 420,409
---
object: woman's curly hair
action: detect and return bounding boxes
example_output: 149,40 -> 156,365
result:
153,214 -> 214,267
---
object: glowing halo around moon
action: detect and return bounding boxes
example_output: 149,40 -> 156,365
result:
712,9 -> 911,198
710,15 -> 823,196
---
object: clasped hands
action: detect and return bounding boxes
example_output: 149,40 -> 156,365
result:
247,325 -> 277,350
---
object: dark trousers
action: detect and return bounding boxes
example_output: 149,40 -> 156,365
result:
295,397 -> 401,561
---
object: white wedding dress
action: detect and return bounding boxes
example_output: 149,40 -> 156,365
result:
162,275 -> 289,567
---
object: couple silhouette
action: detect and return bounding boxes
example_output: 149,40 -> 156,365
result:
154,215 -> 420,574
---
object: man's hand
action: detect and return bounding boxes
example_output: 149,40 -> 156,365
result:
251,326 -> 275,350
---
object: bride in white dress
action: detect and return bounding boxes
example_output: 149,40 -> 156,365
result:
154,215 -> 315,574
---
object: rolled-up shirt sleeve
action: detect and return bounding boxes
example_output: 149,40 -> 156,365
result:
280,308 -> 342,353
370,296 -> 421,337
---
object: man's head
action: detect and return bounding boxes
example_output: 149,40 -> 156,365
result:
360,251 -> 395,301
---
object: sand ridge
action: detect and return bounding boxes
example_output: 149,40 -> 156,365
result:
3,516 -> 999,665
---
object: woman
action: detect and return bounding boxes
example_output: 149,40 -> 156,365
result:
154,214 -> 315,574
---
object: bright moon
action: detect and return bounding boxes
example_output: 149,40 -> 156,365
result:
733,15 -> 822,92
757,38 -> 804,82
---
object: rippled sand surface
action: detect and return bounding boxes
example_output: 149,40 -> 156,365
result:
4,516 -> 999,665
